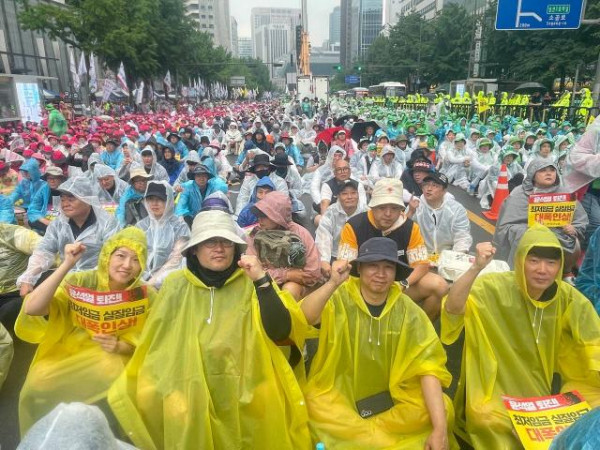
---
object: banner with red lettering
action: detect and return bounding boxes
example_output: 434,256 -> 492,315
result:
528,193 -> 576,228
503,391 -> 590,449
66,284 -> 149,336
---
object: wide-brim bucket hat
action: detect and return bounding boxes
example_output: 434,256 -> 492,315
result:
182,210 -> 246,255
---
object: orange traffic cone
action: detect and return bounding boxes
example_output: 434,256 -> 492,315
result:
483,164 -> 509,221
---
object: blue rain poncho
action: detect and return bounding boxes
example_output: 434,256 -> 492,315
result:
576,226 -> 600,315
9,159 -> 44,210
174,158 -> 228,218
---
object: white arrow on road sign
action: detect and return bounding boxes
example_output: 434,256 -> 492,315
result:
515,0 -> 543,27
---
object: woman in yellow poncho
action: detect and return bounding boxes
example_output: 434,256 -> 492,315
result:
15,227 -> 155,435
443,224 -> 600,449
108,210 -> 312,450
301,237 -> 457,450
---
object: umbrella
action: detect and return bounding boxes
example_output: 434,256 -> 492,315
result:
315,127 -> 344,146
513,82 -> 547,94
334,114 -> 358,127
350,121 -> 380,143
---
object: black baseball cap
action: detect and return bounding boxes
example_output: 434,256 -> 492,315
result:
144,181 -> 168,201
423,171 -> 449,188
337,179 -> 359,191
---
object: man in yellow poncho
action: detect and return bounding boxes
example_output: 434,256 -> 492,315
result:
442,224 -> 600,449
301,237 -> 456,449
16,226 -> 156,435
108,210 -> 312,450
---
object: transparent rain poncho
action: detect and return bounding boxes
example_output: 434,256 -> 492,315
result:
16,176 -> 120,287
136,181 -> 189,287
92,164 -> 129,206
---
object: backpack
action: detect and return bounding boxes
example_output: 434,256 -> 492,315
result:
253,230 -> 306,268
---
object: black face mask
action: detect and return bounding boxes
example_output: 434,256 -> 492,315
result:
255,169 -> 270,179
275,167 -> 288,178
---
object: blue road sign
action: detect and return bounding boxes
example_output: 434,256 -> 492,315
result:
345,75 -> 360,84
495,0 -> 585,30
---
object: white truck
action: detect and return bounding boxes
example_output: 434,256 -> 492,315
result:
296,76 -> 329,102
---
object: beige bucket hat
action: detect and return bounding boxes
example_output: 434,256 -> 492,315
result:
182,210 -> 246,255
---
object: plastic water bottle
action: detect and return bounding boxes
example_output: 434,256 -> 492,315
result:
316,443 -> 325,450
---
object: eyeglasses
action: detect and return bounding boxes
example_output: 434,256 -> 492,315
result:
202,238 -> 235,249
335,167 -> 351,173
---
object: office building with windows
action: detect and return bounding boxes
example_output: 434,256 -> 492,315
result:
340,0 -> 383,68
184,0 -> 232,52
250,7 -> 301,59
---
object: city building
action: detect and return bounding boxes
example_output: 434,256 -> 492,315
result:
250,7 -> 301,59
386,0 -> 489,24
340,0 -> 383,68
230,16 -> 239,57
310,47 -> 341,77
329,6 -> 341,46
0,0 -> 78,122
254,23 -> 290,80
184,0 -> 232,53
238,37 -> 253,59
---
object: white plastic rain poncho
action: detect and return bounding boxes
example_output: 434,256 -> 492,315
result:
16,177 -> 120,287
92,164 -> 128,206
315,201 -> 366,262
140,146 -> 169,182
136,181 -> 189,287
15,227 -> 156,435
173,150 -> 200,190
201,145 -> 232,181
477,150 -> 525,210
368,145 -> 403,183
303,277 -> 457,449
413,194 -> 472,255
310,146 -> 347,204
18,403 -> 136,450
443,143 -> 471,189
468,140 -> 497,182
442,224 -> 600,449
235,171 -> 289,216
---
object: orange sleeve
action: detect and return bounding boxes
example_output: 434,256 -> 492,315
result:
339,223 -> 358,256
406,223 -> 429,266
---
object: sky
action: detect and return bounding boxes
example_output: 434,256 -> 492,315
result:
230,0 -> 339,46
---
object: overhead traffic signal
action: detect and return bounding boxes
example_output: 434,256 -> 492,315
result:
354,65 -> 362,72
334,64 -> 343,72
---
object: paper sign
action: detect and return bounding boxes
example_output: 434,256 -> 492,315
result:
503,391 -> 590,449
67,284 -> 149,336
528,193 -> 576,227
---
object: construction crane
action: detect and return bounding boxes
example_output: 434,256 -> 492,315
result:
298,0 -> 311,76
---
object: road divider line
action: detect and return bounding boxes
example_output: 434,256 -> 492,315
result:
466,210 -> 496,236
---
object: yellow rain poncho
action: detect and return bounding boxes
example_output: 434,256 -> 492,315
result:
303,277 -> 456,449
15,227 -> 155,435
108,267 -> 313,450
442,224 -> 600,449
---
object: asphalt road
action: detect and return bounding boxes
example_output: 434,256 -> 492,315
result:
0,181 -> 496,450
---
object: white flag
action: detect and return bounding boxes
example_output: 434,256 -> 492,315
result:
164,70 -> 172,93
69,47 -> 81,92
117,62 -> 129,96
77,51 -> 87,76
136,81 -> 144,105
89,52 -> 98,93
102,78 -> 117,102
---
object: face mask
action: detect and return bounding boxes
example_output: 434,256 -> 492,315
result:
275,167 -> 288,178
255,169 -> 270,179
